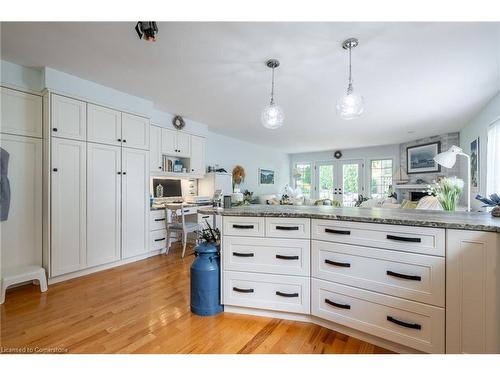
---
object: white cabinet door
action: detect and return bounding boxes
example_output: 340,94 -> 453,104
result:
121,112 -> 150,150
51,94 -> 86,141
149,125 -> 162,172
176,131 -> 191,157
87,103 -> 122,146
121,148 -> 149,259
189,135 -> 205,176
51,138 -> 87,276
87,143 -> 121,267
446,229 -> 500,353
0,135 -> 42,271
161,128 -> 177,155
1,87 -> 42,138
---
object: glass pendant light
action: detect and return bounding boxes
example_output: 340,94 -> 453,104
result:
337,38 -> 364,120
261,59 -> 284,129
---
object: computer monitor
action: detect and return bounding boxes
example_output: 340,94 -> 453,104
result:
153,178 -> 182,198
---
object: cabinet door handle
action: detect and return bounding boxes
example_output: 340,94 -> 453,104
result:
387,316 -> 421,330
158,166 -> 162,169
325,228 -> 351,235
386,270 -> 421,281
52,127 -> 58,132
325,259 -> 351,268
122,172 -> 127,175
117,138 -> 122,142
52,168 -> 58,172
276,254 -> 299,260
154,218 -> 165,222
154,237 -> 166,242
276,291 -> 299,298
275,225 -> 299,231
202,215 -> 210,219
325,298 -> 351,309
233,287 -> 254,293
232,252 -> 254,257
117,171 -> 121,175
122,139 -> 127,143
386,234 -> 421,243
232,224 -> 254,229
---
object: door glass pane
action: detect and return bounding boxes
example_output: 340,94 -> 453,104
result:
318,164 -> 334,200
342,163 -> 359,207
295,163 -> 312,198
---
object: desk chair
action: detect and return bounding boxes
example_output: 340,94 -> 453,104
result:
165,203 -> 200,258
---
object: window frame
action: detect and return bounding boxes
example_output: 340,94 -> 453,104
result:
293,161 -> 314,199
369,158 -> 394,199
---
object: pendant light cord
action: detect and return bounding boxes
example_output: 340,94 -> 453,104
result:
270,66 -> 275,105
347,45 -> 353,94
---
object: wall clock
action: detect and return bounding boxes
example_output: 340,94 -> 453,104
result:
334,150 -> 342,159
172,115 -> 185,130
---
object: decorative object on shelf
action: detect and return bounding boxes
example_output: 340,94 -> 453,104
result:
135,22 -> 158,42
242,190 -> 254,205
393,167 -> 409,184
259,168 -> 275,185
261,59 -> 284,129
232,165 -> 245,189
434,145 -> 471,211
191,221 -> 223,316
173,159 -> 183,172
172,115 -> 185,130
354,194 -> 369,207
475,193 -> 500,217
337,38 -> 364,120
231,188 -> 244,204
334,150 -> 342,159
407,141 -> 441,174
426,177 -> 464,211
470,138 -> 479,191
155,183 -> 164,198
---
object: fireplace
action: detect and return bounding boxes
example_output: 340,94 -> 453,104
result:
409,191 -> 428,201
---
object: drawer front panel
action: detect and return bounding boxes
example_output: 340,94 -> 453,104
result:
265,217 -> 310,239
312,279 -> 445,353
223,236 -> 310,276
224,271 -> 310,314
223,216 -> 265,237
150,229 -> 167,251
312,240 -> 445,306
312,219 -> 445,256
150,210 -> 167,231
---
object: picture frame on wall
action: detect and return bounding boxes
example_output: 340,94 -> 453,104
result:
406,141 -> 441,174
259,168 -> 275,185
470,137 -> 479,191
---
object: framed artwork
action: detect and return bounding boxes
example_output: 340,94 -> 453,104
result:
406,141 -> 441,174
470,138 -> 479,191
259,168 -> 275,185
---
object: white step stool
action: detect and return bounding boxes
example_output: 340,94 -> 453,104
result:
1,265 -> 48,304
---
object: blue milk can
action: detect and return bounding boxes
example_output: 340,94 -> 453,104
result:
190,242 -> 224,316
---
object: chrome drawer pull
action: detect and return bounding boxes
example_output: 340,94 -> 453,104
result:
387,316 -> 421,330
232,224 -> 254,229
275,225 -> 299,231
386,234 -> 421,243
232,252 -> 254,257
233,287 -> 254,293
325,259 -> 351,268
325,228 -> 351,235
154,237 -> 166,242
276,254 -> 299,260
325,298 -> 351,309
154,218 -> 166,222
386,270 -> 421,281
276,291 -> 299,298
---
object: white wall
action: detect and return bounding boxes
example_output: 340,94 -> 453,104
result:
460,91 -> 500,210
1,60 -> 43,92
206,131 -> 290,197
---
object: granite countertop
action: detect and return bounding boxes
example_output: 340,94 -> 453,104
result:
198,204 -> 500,232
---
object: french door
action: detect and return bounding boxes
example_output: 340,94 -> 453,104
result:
315,160 -> 363,207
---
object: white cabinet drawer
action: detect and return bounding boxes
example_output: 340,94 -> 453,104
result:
265,217 -> 310,239
312,240 -> 445,306
312,219 -> 445,256
150,229 -> 167,251
223,236 -> 310,276
150,210 -> 167,231
312,279 -> 445,353
224,271 -> 310,314
223,216 -> 265,237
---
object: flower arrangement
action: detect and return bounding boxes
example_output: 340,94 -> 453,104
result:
475,193 -> 500,217
426,177 -> 464,211
232,165 -> 245,187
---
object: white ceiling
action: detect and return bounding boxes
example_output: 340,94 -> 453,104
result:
1,22 -> 499,153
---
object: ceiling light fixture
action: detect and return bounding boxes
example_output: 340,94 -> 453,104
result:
337,38 -> 364,120
261,59 -> 284,130
135,22 -> 158,42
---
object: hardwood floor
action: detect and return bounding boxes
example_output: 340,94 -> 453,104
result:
0,244 -> 392,354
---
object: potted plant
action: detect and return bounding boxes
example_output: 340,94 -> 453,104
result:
475,193 -> 500,217
426,177 -> 464,211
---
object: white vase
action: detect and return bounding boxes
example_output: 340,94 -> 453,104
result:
231,188 -> 243,204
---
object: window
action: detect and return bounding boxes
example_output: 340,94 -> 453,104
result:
317,164 -> 334,200
370,159 -> 393,199
487,120 -> 500,195
294,163 -> 312,198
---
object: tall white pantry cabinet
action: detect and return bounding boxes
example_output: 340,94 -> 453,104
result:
47,93 -> 150,278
